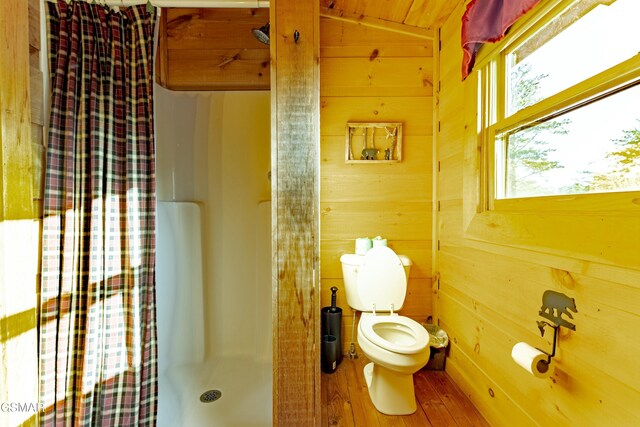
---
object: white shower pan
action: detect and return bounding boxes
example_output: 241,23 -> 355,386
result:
156,201 -> 272,426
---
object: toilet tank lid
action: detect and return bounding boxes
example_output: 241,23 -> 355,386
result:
340,253 -> 412,267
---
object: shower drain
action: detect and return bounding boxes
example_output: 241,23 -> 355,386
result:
200,389 -> 222,403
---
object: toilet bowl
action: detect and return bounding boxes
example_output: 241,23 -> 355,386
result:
340,246 -> 430,415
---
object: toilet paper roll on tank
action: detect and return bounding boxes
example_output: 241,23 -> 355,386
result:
355,236 -> 387,255
372,236 -> 388,248
511,342 -> 553,379
355,238 -> 372,255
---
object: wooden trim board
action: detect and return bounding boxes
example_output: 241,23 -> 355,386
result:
320,6 -> 434,40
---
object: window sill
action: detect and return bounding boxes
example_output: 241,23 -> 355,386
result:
464,193 -> 640,269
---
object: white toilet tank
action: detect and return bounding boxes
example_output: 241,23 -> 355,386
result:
340,246 -> 412,312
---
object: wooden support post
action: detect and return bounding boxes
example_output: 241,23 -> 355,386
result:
270,0 -> 320,425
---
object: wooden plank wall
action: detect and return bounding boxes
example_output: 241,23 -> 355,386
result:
319,19 -> 435,354
0,0 -> 41,426
29,0 -> 44,245
436,2 -> 640,426
157,8 -> 270,90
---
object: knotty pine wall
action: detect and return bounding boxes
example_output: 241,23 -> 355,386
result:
156,8 -> 270,90
436,2 -> 640,426
30,0 -> 45,219
319,18 -> 435,354
0,0 -> 42,425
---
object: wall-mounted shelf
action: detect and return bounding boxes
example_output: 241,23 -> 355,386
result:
345,122 -> 403,163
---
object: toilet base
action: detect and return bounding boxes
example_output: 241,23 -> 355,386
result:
363,362 -> 417,415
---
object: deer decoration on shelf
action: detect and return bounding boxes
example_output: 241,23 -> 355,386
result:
361,127 -> 379,160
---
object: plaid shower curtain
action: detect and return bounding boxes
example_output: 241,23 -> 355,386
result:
39,2 -> 157,425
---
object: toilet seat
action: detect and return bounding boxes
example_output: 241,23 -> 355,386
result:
359,314 -> 429,355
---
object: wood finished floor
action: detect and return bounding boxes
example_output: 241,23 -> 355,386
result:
321,356 -> 490,427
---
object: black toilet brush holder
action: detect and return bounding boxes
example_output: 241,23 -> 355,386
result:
321,287 -> 343,369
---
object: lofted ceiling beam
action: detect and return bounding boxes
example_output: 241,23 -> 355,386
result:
319,6 -> 434,40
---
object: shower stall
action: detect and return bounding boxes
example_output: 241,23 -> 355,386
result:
154,87 -> 272,426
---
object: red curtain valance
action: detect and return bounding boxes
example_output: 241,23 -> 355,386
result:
461,0 -> 542,80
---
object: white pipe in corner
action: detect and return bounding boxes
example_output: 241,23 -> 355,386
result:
46,0 -> 269,8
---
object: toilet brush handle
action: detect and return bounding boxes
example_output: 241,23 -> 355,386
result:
331,287 -> 338,308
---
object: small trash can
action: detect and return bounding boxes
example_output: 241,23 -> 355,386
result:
422,322 -> 449,371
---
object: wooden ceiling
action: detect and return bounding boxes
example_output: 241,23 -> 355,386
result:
320,0 -> 463,32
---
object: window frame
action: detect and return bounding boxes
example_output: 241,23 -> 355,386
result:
461,0 -> 640,269
477,0 -> 640,210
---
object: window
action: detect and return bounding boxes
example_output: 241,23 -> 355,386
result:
483,0 -> 640,200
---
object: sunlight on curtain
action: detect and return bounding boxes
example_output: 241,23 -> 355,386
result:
128,188 -> 144,269
39,2 -> 158,425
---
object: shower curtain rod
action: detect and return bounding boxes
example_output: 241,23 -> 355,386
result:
45,0 -> 269,8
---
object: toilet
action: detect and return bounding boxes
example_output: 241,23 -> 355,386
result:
340,246 -> 430,415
